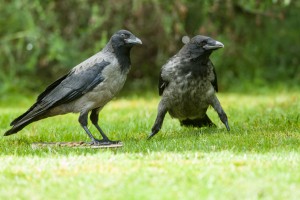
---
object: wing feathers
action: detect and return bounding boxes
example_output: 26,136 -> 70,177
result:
10,60 -> 110,127
10,74 -> 69,126
158,70 -> 168,96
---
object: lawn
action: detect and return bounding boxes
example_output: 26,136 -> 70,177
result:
0,90 -> 299,200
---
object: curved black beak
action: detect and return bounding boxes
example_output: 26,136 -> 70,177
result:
203,40 -> 224,50
125,37 -> 142,45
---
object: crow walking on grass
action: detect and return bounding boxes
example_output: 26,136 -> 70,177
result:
149,35 -> 230,139
5,30 -> 142,145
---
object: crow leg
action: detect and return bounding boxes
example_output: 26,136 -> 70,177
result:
79,112 -> 100,144
148,101 -> 167,139
90,108 -> 120,144
209,95 -> 230,131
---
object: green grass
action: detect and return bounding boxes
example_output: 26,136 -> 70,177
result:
0,91 -> 299,200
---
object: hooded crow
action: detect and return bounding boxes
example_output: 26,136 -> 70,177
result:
5,30 -> 142,145
149,35 -> 229,139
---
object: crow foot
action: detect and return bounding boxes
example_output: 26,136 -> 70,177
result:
147,132 -> 157,140
224,121 -> 230,131
90,139 -> 121,146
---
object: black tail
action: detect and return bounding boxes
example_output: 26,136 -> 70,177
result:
5,74 -> 69,136
10,105 -> 36,126
180,114 -> 216,128
4,119 -> 36,136
4,111 -> 46,136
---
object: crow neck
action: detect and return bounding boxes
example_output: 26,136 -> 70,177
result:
104,42 -> 131,73
114,46 -> 132,73
195,53 -> 211,64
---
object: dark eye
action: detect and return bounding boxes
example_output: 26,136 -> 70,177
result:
200,41 -> 207,46
121,33 -> 126,38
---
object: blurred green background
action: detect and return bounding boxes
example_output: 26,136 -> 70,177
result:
1,0 -> 299,95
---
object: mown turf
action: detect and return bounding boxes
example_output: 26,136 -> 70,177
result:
0,91 -> 299,200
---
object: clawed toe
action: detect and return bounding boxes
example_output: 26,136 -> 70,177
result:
90,139 -> 121,146
224,121 -> 230,131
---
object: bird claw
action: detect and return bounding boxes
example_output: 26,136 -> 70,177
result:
224,121 -> 230,131
90,139 -> 121,146
147,133 -> 156,140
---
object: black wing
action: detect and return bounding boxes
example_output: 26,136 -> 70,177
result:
208,60 -> 218,92
11,60 -> 110,126
51,60 -> 109,106
212,67 -> 218,92
158,69 -> 168,96
10,74 -> 68,126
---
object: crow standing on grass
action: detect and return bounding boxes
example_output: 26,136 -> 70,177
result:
4,30 -> 142,145
149,35 -> 230,139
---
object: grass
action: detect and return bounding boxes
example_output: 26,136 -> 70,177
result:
0,90 -> 299,200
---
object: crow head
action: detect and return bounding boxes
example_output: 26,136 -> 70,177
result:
180,35 -> 224,59
107,30 -> 142,72
111,30 -> 142,49
192,35 -> 224,51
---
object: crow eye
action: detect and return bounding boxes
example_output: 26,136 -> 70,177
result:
200,41 -> 207,46
121,33 -> 127,38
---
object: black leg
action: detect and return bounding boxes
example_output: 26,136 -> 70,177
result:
209,95 -> 230,131
78,112 -> 99,143
148,101 -> 167,139
90,108 -> 120,144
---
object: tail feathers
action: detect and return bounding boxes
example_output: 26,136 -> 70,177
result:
5,110 -> 46,136
10,103 -> 40,126
180,115 -> 216,128
4,120 -> 33,136
10,110 -> 31,126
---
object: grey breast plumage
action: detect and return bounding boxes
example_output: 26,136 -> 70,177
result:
149,35 -> 229,139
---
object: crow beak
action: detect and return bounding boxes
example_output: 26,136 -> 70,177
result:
203,40 -> 224,50
125,37 -> 143,45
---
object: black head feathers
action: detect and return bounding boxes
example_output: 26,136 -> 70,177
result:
179,35 -> 224,59
111,30 -> 142,48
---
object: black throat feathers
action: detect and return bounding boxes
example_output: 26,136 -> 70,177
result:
114,46 -> 131,73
